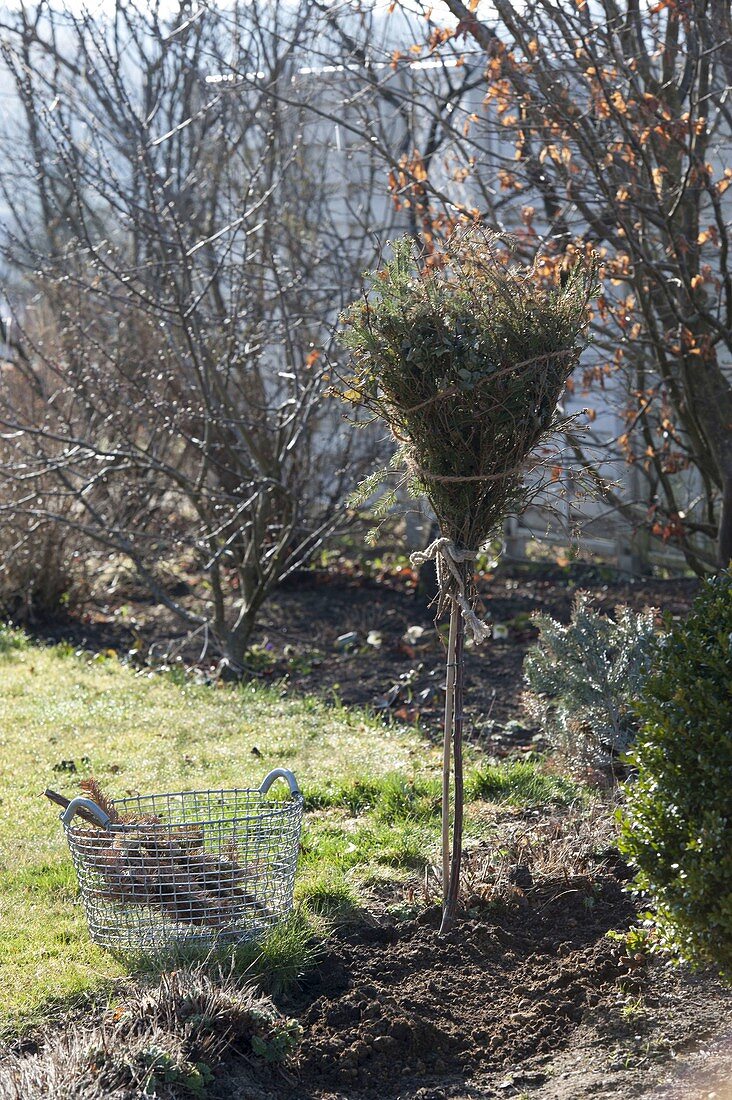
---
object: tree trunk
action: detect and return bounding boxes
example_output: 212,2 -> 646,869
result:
439,597 -> 458,920
440,592 -> 465,935
222,613 -> 257,677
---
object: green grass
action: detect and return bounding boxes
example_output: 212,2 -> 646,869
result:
465,761 -> 580,806
0,636 -> 429,1034
0,631 -> 584,1035
118,910 -> 319,1001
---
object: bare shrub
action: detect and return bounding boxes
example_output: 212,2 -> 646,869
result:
339,0 -> 732,572
0,515 -> 85,622
0,0 -> 393,665
0,357 -> 90,619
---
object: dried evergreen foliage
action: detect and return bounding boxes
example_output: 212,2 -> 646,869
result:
79,777 -> 160,825
340,228 -> 597,551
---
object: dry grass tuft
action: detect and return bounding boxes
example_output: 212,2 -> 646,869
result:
0,967 -> 301,1099
453,803 -> 621,911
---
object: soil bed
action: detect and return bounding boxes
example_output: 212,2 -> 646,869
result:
29,564 -> 700,750
5,879 -> 732,1099
293,873 -> 637,1093
231,881 -> 732,1100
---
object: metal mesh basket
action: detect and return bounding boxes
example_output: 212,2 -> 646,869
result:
61,768 -> 303,952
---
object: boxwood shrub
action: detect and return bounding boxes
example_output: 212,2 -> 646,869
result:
619,569 -> 732,976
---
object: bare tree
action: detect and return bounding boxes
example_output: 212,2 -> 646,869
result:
372,0 -> 732,572
311,0 -> 732,571
0,0 -> 400,665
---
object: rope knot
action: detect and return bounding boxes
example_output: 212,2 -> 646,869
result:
410,537 -> 491,645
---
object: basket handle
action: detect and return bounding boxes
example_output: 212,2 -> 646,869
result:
61,796 -> 112,829
259,768 -> 301,798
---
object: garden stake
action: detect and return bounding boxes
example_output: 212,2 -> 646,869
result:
439,567 -> 467,933
441,592 -> 459,911
447,570 -> 466,930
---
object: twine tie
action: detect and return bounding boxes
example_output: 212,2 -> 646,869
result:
410,537 -> 491,645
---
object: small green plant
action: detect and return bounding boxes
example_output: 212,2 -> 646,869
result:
132,1044 -> 213,1097
251,1018 -> 302,1063
0,622 -> 28,655
619,997 -> 647,1021
524,593 -> 657,767
619,569 -> 732,977
607,917 -> 658,959
298,874 -> 360,919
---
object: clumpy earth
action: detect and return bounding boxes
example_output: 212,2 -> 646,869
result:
295,881 -> 636,1092
226,880 -> 732,1099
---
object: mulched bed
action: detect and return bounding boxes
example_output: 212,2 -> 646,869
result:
260,565 -> 698,745
28,563 -> 701,751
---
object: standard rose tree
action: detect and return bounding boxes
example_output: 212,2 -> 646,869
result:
340,229 -> 596,931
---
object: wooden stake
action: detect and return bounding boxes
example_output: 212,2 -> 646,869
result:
440,564 -> 466,935
444,597 -> 465,932
440,596 -> 459,910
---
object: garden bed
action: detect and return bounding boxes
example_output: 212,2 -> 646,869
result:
30,563 -> 700,751
7,869 -> 732,1099
266,887 -> 732,1099
5,577 -> 729,1100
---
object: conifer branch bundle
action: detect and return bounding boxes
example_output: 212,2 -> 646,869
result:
340,228 -> 597,556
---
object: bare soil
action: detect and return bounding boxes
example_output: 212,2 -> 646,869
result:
224,884 -> 732,1100
32,563 -> 701,753
6,876 -> 732,1099
256,565 -> 698,747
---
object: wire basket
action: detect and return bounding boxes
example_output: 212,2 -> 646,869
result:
61,768 -> 304,952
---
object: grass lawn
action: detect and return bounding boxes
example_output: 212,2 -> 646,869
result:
0,628 -> 581,1036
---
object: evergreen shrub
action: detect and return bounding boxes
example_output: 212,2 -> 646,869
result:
524,592 -> 657,767
619,570 -> 732,976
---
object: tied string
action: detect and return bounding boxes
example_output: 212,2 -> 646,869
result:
410,537 -> 491,645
